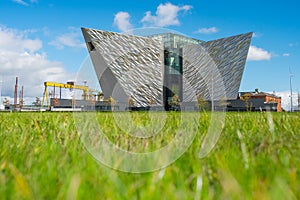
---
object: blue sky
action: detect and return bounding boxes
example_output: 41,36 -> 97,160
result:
0,0 -> 299,110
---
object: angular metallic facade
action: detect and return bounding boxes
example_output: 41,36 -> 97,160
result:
82,28 -> 252,108
183,33 -> 253,101
82,28 -> 164,107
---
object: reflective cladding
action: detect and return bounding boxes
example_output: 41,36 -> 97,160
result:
82,28 -> 252,109
149,33 -> 202,49
149,33 -> 204,106
82,28 -> 164,107
183,32 -> 253,101
149,33 -> 202,76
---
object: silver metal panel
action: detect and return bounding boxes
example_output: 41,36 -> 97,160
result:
183,32 -> 252,101
82,28 -> 164,107
82,28 -> 252,107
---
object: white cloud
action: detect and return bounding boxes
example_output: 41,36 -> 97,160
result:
283,53 -> 290,57
0,26 -> 42,52
141,2 -> 192,27
181,5 -> 192,11
114,12 -> 133,33
49,27 -> 85,49
273,91 -> 299,111
12,0 -> 28,6
12,0 -> 38,6
288,43 -> 297,47
196,27 -> 218,34
252,32 -> 262,38
247,46 -> 272,61
0,26 -> 73,99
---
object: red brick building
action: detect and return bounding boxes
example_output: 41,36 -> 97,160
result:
239,89 -> 282,112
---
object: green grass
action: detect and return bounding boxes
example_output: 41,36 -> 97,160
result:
0,112 -> 300,199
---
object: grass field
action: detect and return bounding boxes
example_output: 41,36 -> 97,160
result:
0,111 -> 300,199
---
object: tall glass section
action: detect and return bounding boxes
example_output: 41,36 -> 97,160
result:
150,33 -> 202,109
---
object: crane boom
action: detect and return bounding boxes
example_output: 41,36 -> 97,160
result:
42,81 -> 91,108
44,82 -> 89,92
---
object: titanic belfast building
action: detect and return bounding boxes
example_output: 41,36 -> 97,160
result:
81,28 -> 252,110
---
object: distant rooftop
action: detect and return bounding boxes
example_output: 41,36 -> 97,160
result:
148,32 -> 202,49
239,91 -> 281,99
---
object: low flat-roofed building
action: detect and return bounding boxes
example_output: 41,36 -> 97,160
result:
238,89 -> 282,112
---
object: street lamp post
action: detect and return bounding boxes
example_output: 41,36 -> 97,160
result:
290,68 -> 293,112
0,78 -> 2,108
211,69 -> 214,112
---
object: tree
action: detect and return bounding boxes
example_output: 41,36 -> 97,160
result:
197,96 -> 209,111
241,93 -> 250,111
108,96 -> 116,105
169,94 -> 180,111
107,96 -> 117,111
128,96 -> 135,107
33,97 -> 41,106
170,94 -> 180,106
3,98 -> 10,110
97,92 -> 104,101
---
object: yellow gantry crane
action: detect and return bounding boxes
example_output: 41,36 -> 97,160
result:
41,82 -> 91,108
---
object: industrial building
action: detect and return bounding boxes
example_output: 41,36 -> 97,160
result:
238,90 -> 282,112
82,28 -> 252,110
223,89 -> 282,112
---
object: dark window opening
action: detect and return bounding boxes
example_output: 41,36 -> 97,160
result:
88,42 -> 95,51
